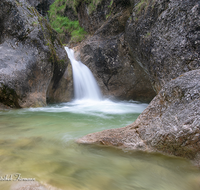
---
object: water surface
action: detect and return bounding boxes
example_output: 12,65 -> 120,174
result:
0,100 -> 199,190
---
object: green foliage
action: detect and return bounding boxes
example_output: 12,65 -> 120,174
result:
48,0 -> 109,43
48,0 -> 87,43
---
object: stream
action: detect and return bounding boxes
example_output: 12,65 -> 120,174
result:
0,100 -> 200,190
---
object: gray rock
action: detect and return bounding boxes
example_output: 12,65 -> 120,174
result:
77,69 -> 200,165
126,0 -> 200,93
0,0 -> 72,108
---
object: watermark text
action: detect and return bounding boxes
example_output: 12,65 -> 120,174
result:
0,173 -> 35,181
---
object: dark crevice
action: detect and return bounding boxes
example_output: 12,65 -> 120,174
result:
0,18 -> 4,44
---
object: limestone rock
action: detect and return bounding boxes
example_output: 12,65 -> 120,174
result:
0,0 -> 72,108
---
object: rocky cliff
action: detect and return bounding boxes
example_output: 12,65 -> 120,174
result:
0,0 -> 73,108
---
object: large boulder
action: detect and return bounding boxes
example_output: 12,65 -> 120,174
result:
126,0 -> 200,93
0,0 -> 73,108
77,69 -> 200,165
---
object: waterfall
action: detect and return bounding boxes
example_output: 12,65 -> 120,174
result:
65,47 -> 102,101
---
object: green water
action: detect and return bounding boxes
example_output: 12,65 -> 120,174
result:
0,100 -> 199,190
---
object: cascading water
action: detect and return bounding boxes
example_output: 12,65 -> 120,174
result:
65,47 -> 102,101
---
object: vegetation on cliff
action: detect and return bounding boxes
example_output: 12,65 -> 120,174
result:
48,0 -> 88,43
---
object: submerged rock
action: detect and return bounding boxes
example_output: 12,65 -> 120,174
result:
0,0 -> 73,108
77,69 -> 200,166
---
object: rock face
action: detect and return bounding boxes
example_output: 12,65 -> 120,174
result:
75,0 -> 156,101
77,69 -> 200,165
0,0 -> 73,108
78,34 -> 156,101
126,0 -> 200,93
77,0 -> 132,34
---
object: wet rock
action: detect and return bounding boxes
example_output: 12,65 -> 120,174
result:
126,0 -> 200,93
0,0 -> 73,108
77,69 -> 200,165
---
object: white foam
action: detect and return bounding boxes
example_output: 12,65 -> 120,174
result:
26,99 -> 148,116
